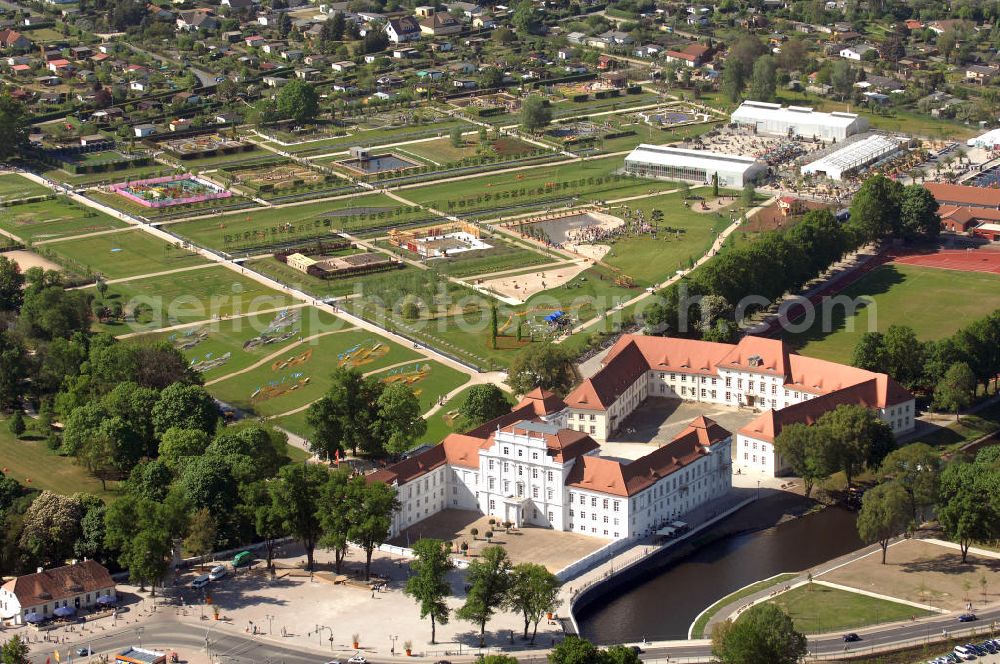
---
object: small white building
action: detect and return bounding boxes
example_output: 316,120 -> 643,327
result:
0,561 -> 115,625
730,100 -> 868,141
624,144 -> 767,188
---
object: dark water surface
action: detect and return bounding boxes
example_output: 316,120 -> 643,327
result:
576,507 -> 862,642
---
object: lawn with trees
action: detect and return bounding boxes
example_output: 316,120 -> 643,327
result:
760,584 -> 930,634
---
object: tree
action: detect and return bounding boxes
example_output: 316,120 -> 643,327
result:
404,538 -> 454,644
269,463 -> 327,571
183,508 -> 218,558
0,95 -> 29,161
819,404 -> 895,488
938,461 -> 998,563
882,325 -> 925,389
773,423 -> 832,497
741,182 -> 755,207
479,67 -> 503,90
711,603 -> 807,664
152,383 -> 218,437
457,545 -> 513,646
899,184 -> 940,240
511,0 -> 537,34
520,95 -> 552,134
306,367 -> 382,457
848,175 -> 902,242
878,443 -> 939,523
1,635 -> 30,664
19,491 -> 83,569
0,256 -> 24,312
507,562 -> 561,643
459,385 -> 512,430
857,480 -> 911,564
276,80 -> 320,125
938,30 -> 957,63
508,343 -> 573,396
318,468 -> 353,573
158,427 -> 210,470
7,411 -> 24,438
0,331 -> 26,410
348,479 -> 400,580
712,172 -> 719,197
748,55 -> 777,102
549,637 -> 602,664
852,331 -> 887,373
490,304 -> 498,349
242,481 -> 284,573
18,277 -> 91,341
373,383 -> 427,456
935,361 -> 975,421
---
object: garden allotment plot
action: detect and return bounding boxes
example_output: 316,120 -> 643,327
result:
207,329 -> 421,419
133,306 -> 350,381
97,265 -> 295,333
43,229 -> 208,279
0,197 -> 127,243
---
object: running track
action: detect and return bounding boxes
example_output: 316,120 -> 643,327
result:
759,246 -> 1000,336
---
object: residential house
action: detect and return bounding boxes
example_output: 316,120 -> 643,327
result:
331,60 -> 355,72
420,12 -> 462,36
0,29 -> 31,51
176,9 -> 219,31
169,118 -> 192,131
664,42 -> 713,67
0,561 -> 115,625
133,123 -> 157,137
385,16 -> 421,42
966,64 -> 998,84
840,44 -> 875,60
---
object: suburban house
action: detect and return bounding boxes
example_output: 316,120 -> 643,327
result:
420,12 -> 462,36
385,16 -> 421,42
0,561 -> 115,625
0,29 -> 32,51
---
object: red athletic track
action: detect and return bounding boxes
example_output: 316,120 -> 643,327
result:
757,247 -> 1000,336
888,248 -> 1000,275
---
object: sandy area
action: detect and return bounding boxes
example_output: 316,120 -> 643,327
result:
479,261 -> 591,303
1,249 -> 62,272
690,196 -> 739,214
565,243 -> 611,261
819,538 -> 1000,612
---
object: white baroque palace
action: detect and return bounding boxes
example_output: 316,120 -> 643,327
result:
370,335 -> 914,541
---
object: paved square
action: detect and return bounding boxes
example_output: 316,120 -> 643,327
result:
599,397 -> 759,462
820,539 -> 1000,612
389,509 -> 607,572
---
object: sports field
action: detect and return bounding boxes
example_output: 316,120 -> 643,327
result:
785,263 -> 1000,363
207,329 -> 422,418
97,265 -> 295,333
44,229 -> 208,279
168,193 -> 431,251
0,174 -> 52,201
0,197 -> 127,243
132,306 -> 350,381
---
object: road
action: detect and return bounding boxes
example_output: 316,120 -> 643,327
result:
26,604 -> 1000,664
124,42 -> 218,89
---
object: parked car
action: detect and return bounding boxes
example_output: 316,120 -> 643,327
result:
191,574 -> 211,589
209,565 -> 228,581
324,660 -> 342,664
843,633 -> 861,642
76,648 -> 94,656
233,551 -> 253,568
348,655 -> 367,664
629,646 -> 643,654
958,613 -> 977,622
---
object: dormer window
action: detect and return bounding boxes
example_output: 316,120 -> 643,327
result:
748,354 -> 763,368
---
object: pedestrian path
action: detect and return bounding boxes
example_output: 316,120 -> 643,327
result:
70,262 -> 217,289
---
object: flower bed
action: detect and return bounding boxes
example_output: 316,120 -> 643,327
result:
109,175 -> 232,208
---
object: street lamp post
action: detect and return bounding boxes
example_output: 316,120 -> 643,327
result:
137,627 -> 144,649
265,615 -> 273,635
389,634 -> 398,656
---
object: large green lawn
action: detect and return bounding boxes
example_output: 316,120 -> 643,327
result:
785,263 -> 1000,364
0,417 -> 119,501
0,197 -> 128,243
131,306 -> 350,382
602,189 -> 738,287
207,328 -> 421,418
761,583 -> 931,634
96,266 -> 295,333
0,174 -> 52,202
403,155 -> 681,216
43,229 -> 208,279
369,360 -> 470,413
168,192 -> 430,252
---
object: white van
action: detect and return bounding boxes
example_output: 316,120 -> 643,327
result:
191,574 -> 211,589
953,646 -> 974,661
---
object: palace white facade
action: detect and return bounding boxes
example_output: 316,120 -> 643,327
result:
371,390 -> 733,542
371,335 -> 914,542
563,335 -> 915,476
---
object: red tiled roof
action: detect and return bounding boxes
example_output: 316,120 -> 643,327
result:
498,420 -> 600,462
925,182 -> 1000,209
514,387 -> 567,417
566,416 -> 730,496
2,561 -> 114,607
